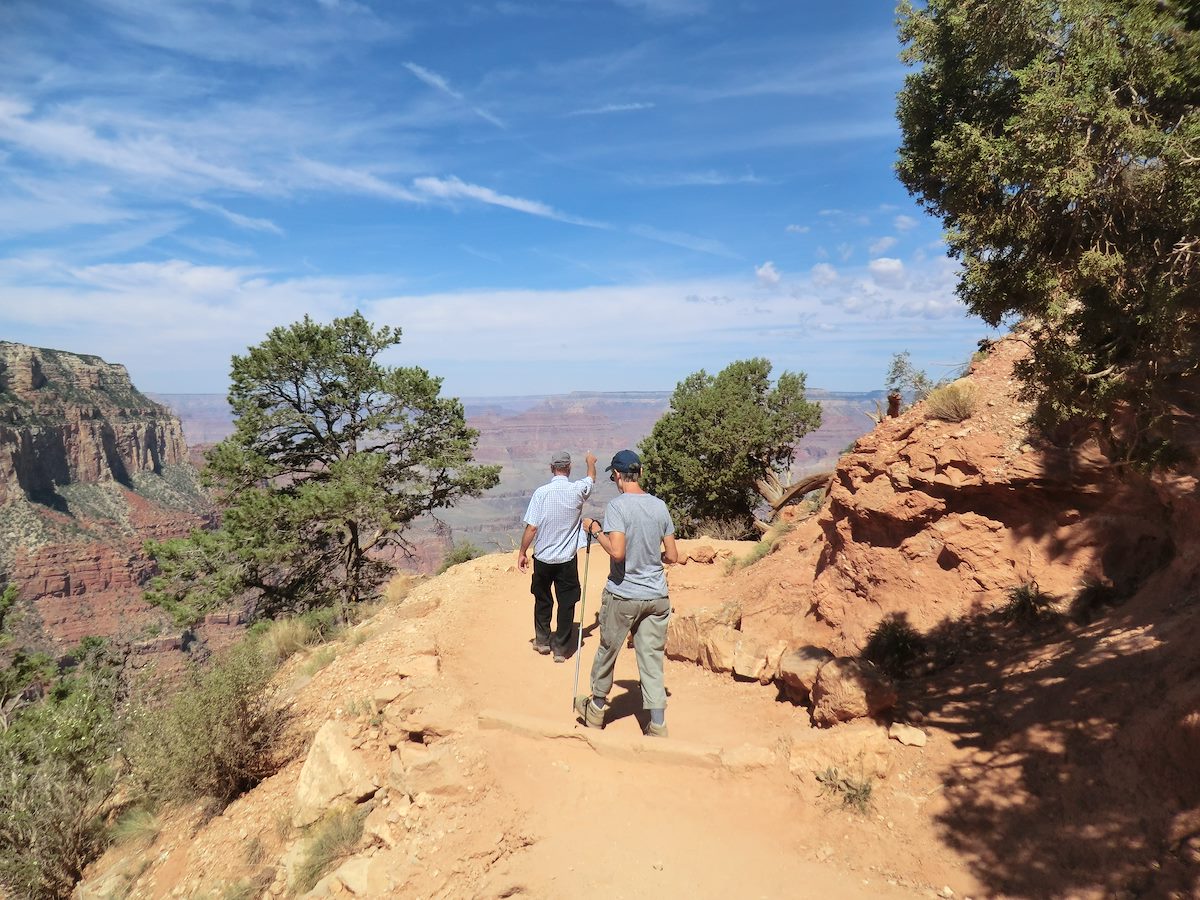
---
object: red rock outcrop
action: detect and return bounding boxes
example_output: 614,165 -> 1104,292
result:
730,336 -> 1181,654
0,342 -> 189,504
0,342 -> 211,655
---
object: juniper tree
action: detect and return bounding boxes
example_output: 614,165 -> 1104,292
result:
897,0 -> 1200,461
638,358 -> 821,536
149,312 -> 499,622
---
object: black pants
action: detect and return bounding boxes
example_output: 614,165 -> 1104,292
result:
531,556 -> 581,654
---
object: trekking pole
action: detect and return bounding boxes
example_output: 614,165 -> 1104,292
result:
571,528 -> 593,710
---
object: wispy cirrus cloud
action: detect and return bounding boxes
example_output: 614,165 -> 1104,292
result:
295,158 -> 425,203
623,169 -> 768,188
413,175 -> 607,228
189,200 -> 283,236
403,62 -> 507,129
0,95 -> 262,191
629,224 -> 740,259
566,101 -> 656,117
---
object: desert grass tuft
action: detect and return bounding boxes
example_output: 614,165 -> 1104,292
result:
924,381 -> 976,422
292,806 -> 369,894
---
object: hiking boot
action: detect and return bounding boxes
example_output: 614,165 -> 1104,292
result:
644,721 -> 668,738
553,651 -> 566,663
573,695 -> 605,729
533,641 -> 551,655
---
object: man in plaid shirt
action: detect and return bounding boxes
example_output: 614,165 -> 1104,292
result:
518,450 -> 597,662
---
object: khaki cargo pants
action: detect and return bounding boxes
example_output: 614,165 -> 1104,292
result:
589,589 -> 671,709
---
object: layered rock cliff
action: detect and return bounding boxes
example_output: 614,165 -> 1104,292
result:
0,341 -> 189,504
0,342 -> 211,652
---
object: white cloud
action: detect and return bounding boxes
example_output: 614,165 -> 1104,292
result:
869,235 -> 896,255
611,0 -> 709,18
0,95 -> 262,191
755,260 -> 781,287
412,175 -> 606,228
810,262 -> 838,286
785,224 -> 809,234
189,200 -> 283,235
868,257 -> 905,286
403,62 -> 506,129
893,214 -> 918,232
296,158 -> 424,203
567,102 -> 655,117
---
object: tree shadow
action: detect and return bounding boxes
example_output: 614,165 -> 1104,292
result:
895,591 -> 1200,897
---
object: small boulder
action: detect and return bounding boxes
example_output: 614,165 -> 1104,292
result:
732,635 -> 769,681
787,722 -> 893,782
811,658 -> 897,727
888,722 -> 927,747
688,545 -> 717,564
701,624 -> 740,673
293,721 -> 381,827
777,645 -> 835,703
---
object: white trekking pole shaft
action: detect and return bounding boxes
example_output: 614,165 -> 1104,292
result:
572,530 -> 593,708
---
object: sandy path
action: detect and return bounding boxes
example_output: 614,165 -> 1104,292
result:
431,547 -> 928,899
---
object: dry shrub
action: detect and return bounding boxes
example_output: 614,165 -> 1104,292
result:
692,517 -> 755,541
126,641 -> 286,807
260,617 -> 317,664
924,381 -> 976,422
383,573 -> 419,605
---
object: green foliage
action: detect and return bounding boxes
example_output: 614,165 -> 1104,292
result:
885,350 -> 934,403
923,381 -> 977,422
815,766 -> 873,814
0,582 -> 17,630
862,614 -> 926,679
1002,581 -> 1059,625
897,0 -> 1200,453
147,311 -> 500,624
0,666 -> 119,900
292,806 -> 368,894
126,641 -> 285,807
437,540 -> 483,573
639,358 -> 821,536
0,648 -> 55,730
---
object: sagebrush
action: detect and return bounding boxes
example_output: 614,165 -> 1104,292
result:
126,640 -> 286,807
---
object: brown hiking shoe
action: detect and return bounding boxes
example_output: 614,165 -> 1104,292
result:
644,721 -> 668,738
573,695 -> 605,729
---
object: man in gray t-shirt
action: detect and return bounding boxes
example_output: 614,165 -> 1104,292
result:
575,449 -> 678,737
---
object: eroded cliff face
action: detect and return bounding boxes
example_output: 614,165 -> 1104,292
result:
0,341 -> 189,504
732,334 -> 1196,654
0,342 -> 210,653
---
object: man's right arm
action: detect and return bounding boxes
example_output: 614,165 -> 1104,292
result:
518,523 -> 537,573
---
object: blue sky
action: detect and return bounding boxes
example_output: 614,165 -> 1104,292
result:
0,0 -> 992,396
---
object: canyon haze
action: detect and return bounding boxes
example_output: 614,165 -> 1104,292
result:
150,387 -> 887,565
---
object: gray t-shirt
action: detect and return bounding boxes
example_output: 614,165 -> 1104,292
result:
602,492 -> 675,600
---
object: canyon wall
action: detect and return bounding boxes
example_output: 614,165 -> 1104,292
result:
0,342 -> 210,655
1,342 -> 189,505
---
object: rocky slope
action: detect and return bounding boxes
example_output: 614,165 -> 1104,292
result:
0,342 -> 215,656
72,333 -> 1200,897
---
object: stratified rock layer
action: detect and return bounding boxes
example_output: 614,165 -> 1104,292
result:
0,341 -> 188,504
0,342 -> 209,653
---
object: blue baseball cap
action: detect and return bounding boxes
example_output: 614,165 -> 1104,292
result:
605,449 -> 642,473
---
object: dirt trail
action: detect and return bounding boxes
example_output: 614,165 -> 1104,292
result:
79,545 -> 981,899
428,547 -> 967,898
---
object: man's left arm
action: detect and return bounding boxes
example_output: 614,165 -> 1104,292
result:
661,535 -> 679,565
